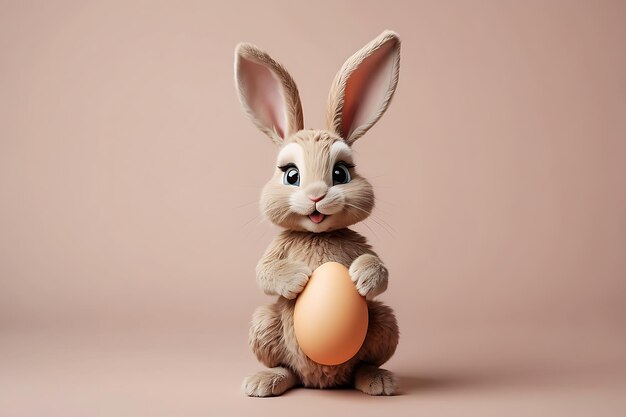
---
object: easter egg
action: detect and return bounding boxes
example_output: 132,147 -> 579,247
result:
293,262 -> 369,365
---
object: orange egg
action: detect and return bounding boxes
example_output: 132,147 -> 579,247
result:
294,262 -> 369,365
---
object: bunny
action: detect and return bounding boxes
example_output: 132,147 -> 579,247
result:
235,30 -> 401,397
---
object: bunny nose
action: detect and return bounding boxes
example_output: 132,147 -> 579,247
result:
309,194 -> 326,202
304,181 -> 328,203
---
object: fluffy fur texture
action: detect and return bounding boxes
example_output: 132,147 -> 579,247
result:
234,31 -> 401,397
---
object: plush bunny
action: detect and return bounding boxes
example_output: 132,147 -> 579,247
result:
234,31 -> 401,397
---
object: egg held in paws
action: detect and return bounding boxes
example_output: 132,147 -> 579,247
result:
293,262 -> 369,365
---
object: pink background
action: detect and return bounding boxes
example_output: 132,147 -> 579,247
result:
1,1 -> 625,416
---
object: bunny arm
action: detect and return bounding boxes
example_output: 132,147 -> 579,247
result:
256,238 -> 312,300
349,253 -> 389,299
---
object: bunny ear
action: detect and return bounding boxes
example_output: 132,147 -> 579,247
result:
235,43 -> 304,145
326,31 -> 401,145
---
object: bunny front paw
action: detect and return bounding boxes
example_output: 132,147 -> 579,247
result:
274,261 -> 312,300
349,254 -> 388,298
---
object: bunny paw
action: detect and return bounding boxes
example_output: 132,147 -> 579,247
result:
242,367 -> 298,397
349,254 -> 388,298
354,365 -> 397,396
275,261 -> 311,299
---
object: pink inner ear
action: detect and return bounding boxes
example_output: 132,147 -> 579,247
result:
341,41 -> 397,139
238,56 -> 287,138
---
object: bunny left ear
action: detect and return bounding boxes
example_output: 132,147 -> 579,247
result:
326,31 -> 401,145
235,43 -> 304,145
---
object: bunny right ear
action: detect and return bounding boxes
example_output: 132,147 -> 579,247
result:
235,43 -> 304,145
326,31 -> 401,145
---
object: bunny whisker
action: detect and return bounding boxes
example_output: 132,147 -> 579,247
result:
345,203 -> 394,237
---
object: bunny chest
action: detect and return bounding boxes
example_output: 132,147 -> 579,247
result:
279,228 -> 374,270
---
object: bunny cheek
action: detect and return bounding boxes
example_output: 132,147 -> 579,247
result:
259,178 -> 301,229
329,176 -> 375,229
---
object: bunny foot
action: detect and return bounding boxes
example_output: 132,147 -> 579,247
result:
242,367 -> 298,397
354,364 -> 397,396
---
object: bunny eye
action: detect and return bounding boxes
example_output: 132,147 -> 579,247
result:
332,163 -> 352,185
280,164 -> 300,186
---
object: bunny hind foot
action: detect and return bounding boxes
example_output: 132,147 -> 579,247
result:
354,364 -> 397,396
242,366 -> 299,397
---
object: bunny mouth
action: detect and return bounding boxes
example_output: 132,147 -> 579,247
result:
308,210 -> 326,224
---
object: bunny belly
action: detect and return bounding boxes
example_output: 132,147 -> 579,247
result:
276,297 -> 361,388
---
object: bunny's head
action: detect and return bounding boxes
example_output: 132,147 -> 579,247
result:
234,31 -> 400,233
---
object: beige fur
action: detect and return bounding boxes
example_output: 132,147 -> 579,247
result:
235,31 -> 402,397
